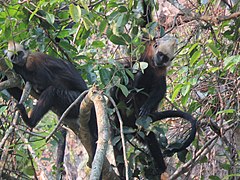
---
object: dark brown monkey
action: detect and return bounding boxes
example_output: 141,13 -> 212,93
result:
112,39 -> 197,178
6,41 -> 98,166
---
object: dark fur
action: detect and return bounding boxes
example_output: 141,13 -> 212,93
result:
112,42 -> 169,176
112,42 -> 197,177
8,49 -> 98,158
11,52 -> 88,125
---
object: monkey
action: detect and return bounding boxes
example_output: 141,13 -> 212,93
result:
109,0 -> 197,178
111,39 -> 197,178
6,41 -> 98,167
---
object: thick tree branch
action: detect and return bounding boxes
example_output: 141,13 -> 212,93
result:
89,87 -> 109,180
0,58 -> 21,90
199,11 -> 240,23
79,86 -> 120,180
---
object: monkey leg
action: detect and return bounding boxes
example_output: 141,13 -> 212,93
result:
146,132 -> 167,175
17,86 -> 55,128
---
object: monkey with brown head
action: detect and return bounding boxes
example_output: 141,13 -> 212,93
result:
111,38 -> 197,178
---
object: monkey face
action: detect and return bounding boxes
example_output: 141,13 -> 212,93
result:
7,41 -> 28,66
9,51 -> 27,66
153,51 -> 171,67
153,37 -> 176,67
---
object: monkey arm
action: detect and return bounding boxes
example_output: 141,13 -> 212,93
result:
16,87 -> 55,128
139,76 -> 166,117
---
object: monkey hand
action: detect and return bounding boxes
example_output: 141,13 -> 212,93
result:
139,104 -> 151,117
15,103 -> 34,129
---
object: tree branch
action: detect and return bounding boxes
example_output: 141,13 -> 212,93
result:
78,86 -> 120,180
89,87 -> 109,180
0,58 -> 22,90
169,121 -> 238,179
199,11 -> 240,23
105,93 -> 129,179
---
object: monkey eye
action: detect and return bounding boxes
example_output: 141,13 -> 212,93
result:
11,54 -> 16,60
153,43 -> 158,49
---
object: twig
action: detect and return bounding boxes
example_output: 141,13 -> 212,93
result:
104,93 -> 129,180
0,82 -> 31,177
72,20 -> 83,45
155,13 -> 184,40
0,82 -> 31,149
169,121 -> 238,179
173,25 -> 200,58
16,131 -> 51,179
199,11 -> 240,23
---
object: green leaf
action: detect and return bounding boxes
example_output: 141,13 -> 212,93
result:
135,116 -> 152,129
109,35 -> 126,45
4,26 -> 11,38
118,6 -> 128,12
92,40 -> 105,48
4,58 -> 13,69
171,84 -> 182,102
131,26 -> 138,36
29,1 -> 44,21
0,106 -> 7,115
117,84 -> 129,97
190,50 -> 201,66
181,83 -> 191,96
224,55 -> 240,71
57,29 -> 70,38
207,67 -> 220,73
80,0 -> 89,12
83,16 -> 93,30
220,163 -> 231,170
216,109 -> 236,115
147,22 -> 158,36
122,33 -> 131,43
99,68 -> 111,85
223,174 -> 240,179
69,4 -> 81,22
99,20 -> 107,34
46,13 -> 55,25
188,43 -> 199,54
181,92 -> 190,106
128,0 -> 134,9
208,43 -> 220,58
209,176 -> 221,180
189,78 -> 197,85
24,166 -> 35,176
126,69 -> 134,80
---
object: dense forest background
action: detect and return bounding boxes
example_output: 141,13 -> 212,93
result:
0,0 -> 239,179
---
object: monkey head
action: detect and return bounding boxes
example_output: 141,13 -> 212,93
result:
153,38 -> 176,68
7,41 -> 29,66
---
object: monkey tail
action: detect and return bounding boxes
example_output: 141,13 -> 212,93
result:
150,110 -> 197,156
